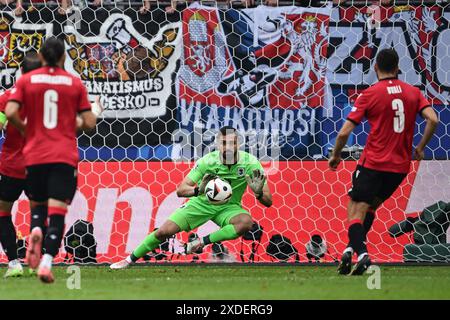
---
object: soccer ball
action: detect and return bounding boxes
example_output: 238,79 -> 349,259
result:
205,178 -> 232,205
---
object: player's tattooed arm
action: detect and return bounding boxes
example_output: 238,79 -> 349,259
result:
246,169 -> 272,207
329,120 -> 357,171
5,101 -> 25,136
176,176 -> 197,198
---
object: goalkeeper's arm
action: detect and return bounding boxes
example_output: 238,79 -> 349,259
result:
176,176 -> 198,198
176,174 -> 216,198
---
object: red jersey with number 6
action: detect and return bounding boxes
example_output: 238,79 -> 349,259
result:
347,78 -> 430,174
0,89 -> 26,179
8,66 -> 91,168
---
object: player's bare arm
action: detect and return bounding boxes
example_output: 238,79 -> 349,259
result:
76,111 -> 97,132
329,120 -> 357,170
414,107 -> 439,161
176,174 -> 215,198
5,101 -> 25,135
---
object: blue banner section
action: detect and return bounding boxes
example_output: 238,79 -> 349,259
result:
1,5 -> 448,162
61,101 -> 448,161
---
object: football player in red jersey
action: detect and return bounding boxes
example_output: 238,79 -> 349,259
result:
0,53 -> 41,278
5,37 -> 98,283
329,48 -> 438,275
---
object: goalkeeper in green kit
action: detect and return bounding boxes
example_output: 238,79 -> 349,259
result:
110,126 -> 273,269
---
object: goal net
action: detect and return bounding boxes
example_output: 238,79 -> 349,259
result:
0,0 -> 449,264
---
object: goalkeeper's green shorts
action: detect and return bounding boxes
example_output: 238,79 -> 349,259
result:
168,201 -> 250,232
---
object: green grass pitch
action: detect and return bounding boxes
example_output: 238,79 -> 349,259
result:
1,265 -> 449,300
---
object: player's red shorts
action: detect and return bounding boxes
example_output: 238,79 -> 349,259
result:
0,173 -> 29,202
348,165 -> 407,205
25,163 -> 78,204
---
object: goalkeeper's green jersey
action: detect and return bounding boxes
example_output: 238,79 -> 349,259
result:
187,150 -> 264,208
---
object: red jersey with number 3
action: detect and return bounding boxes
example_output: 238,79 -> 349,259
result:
347,78 -> 430,174
0,89 -> 26,179
8,66 -> 91,167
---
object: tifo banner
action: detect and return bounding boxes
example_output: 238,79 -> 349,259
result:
65,8 -> 183,148
328,5 -> 450,105
0,4 -> 448,159
64,13 -> 181,119
2,160 -> 437,264
0,7 -> 182,148
173,3 -> 449,161
175,4 -> 333,160
0,13 -> 50,89
321,4 -> 450,160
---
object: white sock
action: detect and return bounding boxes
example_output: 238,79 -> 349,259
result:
357,252 -> 368,262
343,247 -> 354,255
8,259 -> 21,268
39,254 -> 53,270
125,256 -> 132,264
31,226 -> 42,233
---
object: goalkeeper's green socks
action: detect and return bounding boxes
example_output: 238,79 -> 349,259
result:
202,225 -> 239,245
128,231 -> 161,263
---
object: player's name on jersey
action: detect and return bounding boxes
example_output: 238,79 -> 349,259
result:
30,74 -> 73,86
83,77 -> 163,95
387,85 -> 402,94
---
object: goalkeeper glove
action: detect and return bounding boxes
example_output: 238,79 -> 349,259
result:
245,169 -> 266,199
198,174 -> 216,195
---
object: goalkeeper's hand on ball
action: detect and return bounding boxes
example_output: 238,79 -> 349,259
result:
198,173 -> 216,195
245,169 -> 266,198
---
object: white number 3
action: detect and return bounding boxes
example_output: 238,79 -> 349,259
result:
392,98 -> 405,133
43,89 -> 58,129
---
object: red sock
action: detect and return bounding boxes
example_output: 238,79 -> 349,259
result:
0,211 -> 11,217
48,207 -> 67,216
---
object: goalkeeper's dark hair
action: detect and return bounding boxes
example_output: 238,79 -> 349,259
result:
218,126 -> 237,136
376,48 -> 399,73
21,52 -> 41,74
40,37 -> 65,67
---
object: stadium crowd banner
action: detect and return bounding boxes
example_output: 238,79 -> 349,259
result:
174,3 -> 449,161
318,4 -> 450,159
327,5 -> 450,105
64,7 -> 183,148
0,13 -> 50,89
63,11 -> 181,119
0,7 -> 182,148
175,3 -> 333,161
0,4 -> 448,158
5,160 -> 446,264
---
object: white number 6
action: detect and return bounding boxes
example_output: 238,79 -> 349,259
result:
43,89 -> 58,129
392,98 -> 405,133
